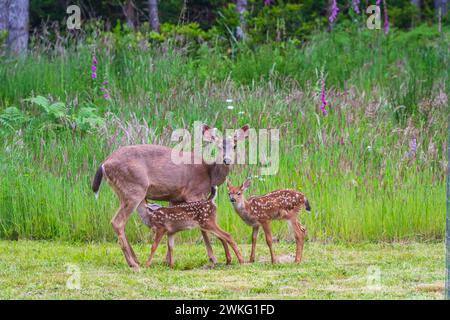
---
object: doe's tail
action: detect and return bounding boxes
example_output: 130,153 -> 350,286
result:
92,165 -> 104,199
305,198 -> 311,212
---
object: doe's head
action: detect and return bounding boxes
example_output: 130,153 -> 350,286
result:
226,177 -> 251,203
202,124 -> 250,166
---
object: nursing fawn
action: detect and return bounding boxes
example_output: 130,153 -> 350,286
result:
139,186 -> 244,268
226,178 -> 310,264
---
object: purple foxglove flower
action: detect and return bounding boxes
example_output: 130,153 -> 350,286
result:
329,0 -> 339,23
352,0 -> 360,14
264,0 -> 273,5
383,0 -> 389,34
92,72 -> 97,80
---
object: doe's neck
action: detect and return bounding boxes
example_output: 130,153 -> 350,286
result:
209,162 -> 230,186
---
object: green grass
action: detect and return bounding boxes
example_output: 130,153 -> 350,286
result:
0,25 -> 448,242
0,240 -> 444,299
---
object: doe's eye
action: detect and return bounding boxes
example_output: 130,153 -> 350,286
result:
237,192 -> 241,195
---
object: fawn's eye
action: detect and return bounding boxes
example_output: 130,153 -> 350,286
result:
237,192 -> 241,195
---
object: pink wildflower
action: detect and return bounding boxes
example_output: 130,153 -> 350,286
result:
101,82 -> 110,100
320,77 -> 328,116
91,54 -> 98,80
409,137 -> 417,158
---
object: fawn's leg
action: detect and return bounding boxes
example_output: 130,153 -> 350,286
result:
249,226 -> 259,263
218,238 -> 232,264
201,231 -> 218,264
261,221 -> 277,264
177,199 -> 218,265
145,227 -> 166,267
291,218 -> 306,263
204,222 -> 244,264
167,233 -> 175,268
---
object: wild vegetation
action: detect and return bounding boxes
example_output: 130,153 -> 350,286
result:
0,20 -> 448,243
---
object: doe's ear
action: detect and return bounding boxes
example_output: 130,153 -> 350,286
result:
201,124 -> 210,134
202,124 -> 218,142
234,124 -> 250,141
242,177 -> 252,190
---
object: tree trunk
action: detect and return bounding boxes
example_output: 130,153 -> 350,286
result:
236,0 -> 247,41
0,0 -> 9,32
122,0 -> 136,31
435,0 -> 448,16
148,0 -> 160,33
7,0 -> 29,55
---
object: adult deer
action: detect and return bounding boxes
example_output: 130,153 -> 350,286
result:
92,124 -> 250,269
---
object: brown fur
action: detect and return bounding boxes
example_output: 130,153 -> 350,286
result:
92,124 -> 249,268
227,178 -> 309,264
139,187 -> 244,268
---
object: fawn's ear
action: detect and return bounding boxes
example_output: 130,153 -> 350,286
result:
147,203 -> 162,211
202,124 -> 218,142
234,124 -> 250,141
242,177 -> 251,190
226,177 -> 232,189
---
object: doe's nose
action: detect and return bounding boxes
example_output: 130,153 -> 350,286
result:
223,158 -> 232,165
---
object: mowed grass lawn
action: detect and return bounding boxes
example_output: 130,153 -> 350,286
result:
0,240 -> 445,299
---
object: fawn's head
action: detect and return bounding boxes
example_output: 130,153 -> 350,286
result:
202,124 -> 250,166
226,177 -> 251,204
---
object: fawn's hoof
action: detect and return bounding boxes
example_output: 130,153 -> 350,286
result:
209,256 -> 218,265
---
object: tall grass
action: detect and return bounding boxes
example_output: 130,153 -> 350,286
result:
0,25 -> 448,243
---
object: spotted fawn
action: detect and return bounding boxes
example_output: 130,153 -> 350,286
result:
227,178 -> 310,264
139,186 -> 244,268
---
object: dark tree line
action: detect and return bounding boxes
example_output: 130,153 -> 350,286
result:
0,0 -> 448,55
